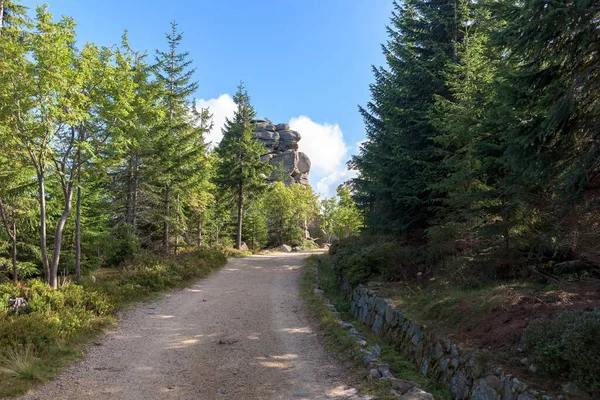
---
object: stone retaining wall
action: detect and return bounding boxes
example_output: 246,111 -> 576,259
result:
348,285 -> 557,400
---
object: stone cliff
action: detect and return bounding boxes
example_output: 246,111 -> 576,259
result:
254,120 -> 311,185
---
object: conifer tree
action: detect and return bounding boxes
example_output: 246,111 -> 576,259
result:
427,0 -> 508,252
214,83 -> 271,249
352,0 -> 459,236
153,21 -> 201,254
499,0 -> 600,200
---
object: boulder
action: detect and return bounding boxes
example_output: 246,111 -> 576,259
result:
297,152 -> 311,173
278,130 -> 300,151
278,244 -> 292,253
256,130 -> 280,148
270,151 -> 297,174
389,378 -> 417,394
239,242 -> 249,251
8,297 -> 28,315
399,388 -> 434,400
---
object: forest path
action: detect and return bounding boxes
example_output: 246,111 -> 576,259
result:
21,251 -> 356,400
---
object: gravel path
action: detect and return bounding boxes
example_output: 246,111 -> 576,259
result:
21,252 -> 356,400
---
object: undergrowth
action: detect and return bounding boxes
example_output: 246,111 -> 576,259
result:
525,310 -> 600,391
300,254 -> 450,399
0,248 -> 227,398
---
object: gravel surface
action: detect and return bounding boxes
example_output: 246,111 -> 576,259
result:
20,252 -> 356,400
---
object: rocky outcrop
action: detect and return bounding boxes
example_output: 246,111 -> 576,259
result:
254,120 -> 311,185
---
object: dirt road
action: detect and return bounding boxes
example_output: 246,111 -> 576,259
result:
21,252 -> 356,400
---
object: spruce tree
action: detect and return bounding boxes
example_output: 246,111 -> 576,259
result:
153,21 -> 201,254
499,0 -> 600,201
428,0 -> 509,252
352,0 -> 459,236
214,83 -> 271,249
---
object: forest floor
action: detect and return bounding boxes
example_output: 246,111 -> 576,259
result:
375,278 -> 600,391
19,251 -> 358,400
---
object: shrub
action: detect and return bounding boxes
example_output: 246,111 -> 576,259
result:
0,249 -> 227,397
0,249 -> 226,358
299,239 -> 319,250
525,310 -> 600,391
329,236 -> 425,286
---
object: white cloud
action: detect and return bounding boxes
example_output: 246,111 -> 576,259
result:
290,116 -> 347,174
316,169 -> 358,198
289,115 -> 358,197
195,94 -> 237,146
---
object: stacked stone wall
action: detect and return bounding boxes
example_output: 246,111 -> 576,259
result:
349,286 -> 557,400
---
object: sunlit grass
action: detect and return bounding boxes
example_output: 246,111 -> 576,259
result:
300,255 -> 451,399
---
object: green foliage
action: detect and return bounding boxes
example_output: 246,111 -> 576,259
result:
525,311 -> 600,391
0,249 -> 226,396
321,187 -> 363,242
0,279 -> 113,350
352,0 -> 457,234
257,181 -> 319,247
214,83 -> 272,249
329,236 -> 424,286
351,0 -> 600,276
242,209 -> 268,250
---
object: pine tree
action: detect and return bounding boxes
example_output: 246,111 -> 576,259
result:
153,21 -> 200,254
499,0 -> 600,200
214,83 -> 271,249
427,0 -> 509,252
352,0 -> 459,237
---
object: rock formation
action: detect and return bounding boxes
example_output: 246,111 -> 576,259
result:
253,120 -> 311,185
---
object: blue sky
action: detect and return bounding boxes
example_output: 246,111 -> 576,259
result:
21,0 -> 393,196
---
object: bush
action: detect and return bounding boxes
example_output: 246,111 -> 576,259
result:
0,249 -> 226,360
0,249 -> 227,397
329,236 -> 424,286
299,239 -> 319,250
525,310 -> 600,391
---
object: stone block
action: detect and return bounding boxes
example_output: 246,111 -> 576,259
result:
471,378 -> 500,400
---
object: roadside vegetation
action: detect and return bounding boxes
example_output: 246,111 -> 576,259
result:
301,255 -> 451,399
328,236 -> 600,394
0,249 -> 226,397
335,0 -> 599,394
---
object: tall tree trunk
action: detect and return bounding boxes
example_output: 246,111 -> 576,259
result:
236,182 -> 243,249
0,198 -> 17,280
11,211 -> 17,281
49,187 -> 74,289
132,153 -> 138,229
197,217 -> 202,248
37,173 -> 50,281
75,178 -> 82,281
0,1 -> 4,31
163,185 -> 170,254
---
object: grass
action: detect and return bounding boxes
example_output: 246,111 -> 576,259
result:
375,279 -> 555,332
300,254 -> 451,399
0,248 -> 227,398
